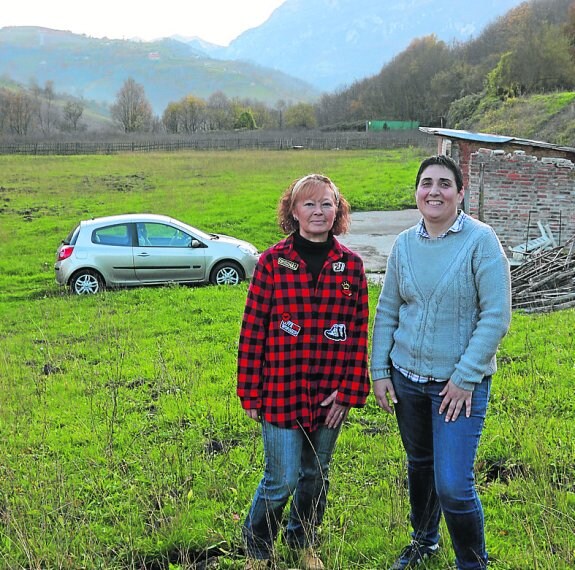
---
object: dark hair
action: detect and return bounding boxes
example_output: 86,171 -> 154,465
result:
277,173 -> 351,235
415,155 -> 464,191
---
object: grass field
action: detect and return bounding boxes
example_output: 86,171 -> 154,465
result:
0,149 -> 574,569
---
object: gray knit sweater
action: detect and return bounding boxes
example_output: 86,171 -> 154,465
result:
370,215 -> 512,391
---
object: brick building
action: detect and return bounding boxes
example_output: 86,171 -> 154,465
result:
419,127 -> 575,256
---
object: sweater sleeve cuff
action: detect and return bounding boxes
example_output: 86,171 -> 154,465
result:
451,375 -> 478,392
370,366 -> 391,381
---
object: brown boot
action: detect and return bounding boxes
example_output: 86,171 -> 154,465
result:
244,557 -> 270,570
300,547 -> 325,570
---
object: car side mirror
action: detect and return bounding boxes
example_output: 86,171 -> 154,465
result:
191,239 -> 201,248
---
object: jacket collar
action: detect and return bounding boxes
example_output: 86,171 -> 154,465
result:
277,233 -> 345,261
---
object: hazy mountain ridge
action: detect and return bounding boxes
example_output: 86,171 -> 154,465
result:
202,0 -> 527,90
0,26 -> 319,114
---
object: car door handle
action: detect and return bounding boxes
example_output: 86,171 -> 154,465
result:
137,253 -> 151,257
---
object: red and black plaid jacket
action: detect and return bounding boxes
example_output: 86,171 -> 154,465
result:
237,234 -> 370,430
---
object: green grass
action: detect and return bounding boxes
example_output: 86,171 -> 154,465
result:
467,91 -> 575,144
0,148 -> 423,300
0,149 -> 574,569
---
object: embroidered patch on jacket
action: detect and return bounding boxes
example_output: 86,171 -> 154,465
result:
280,318 -> 302,337
324,323 -> 347,342
340,280 -> 353,297
332,261 -> 346,272
278,257 -> 299,271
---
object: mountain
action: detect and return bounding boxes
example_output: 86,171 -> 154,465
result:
0,0 -> 529,115
0,26 -> 319,114
171,35 -> 226,59
202,0 -> 527,91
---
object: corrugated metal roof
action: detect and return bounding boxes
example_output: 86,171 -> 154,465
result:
419,127 -> 575,154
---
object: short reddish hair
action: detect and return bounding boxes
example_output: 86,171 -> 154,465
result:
277,173 -> 351,235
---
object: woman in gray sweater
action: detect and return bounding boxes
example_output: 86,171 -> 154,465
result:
371,155 -> 511,570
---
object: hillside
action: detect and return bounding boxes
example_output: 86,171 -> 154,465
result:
204,0 -> 526,91
450,92 -> 575,146
0,27 -> 319,114
312,0 -> 575,145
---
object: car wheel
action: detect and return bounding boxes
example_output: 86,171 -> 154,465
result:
210,261 -> 244,285
70,269 -> 105,294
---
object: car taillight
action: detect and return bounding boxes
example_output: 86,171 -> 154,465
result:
58,246 -> 74,261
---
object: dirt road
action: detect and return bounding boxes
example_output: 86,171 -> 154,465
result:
338,209 -> 421,279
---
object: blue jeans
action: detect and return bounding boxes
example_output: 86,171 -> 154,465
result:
392,367 -> 490,570
242,420 -> 341,560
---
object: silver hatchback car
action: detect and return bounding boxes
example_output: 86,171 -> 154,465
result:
55,214 -> 260,294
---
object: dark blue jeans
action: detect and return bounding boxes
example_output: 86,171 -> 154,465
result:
242,420 -> 341,560
392,367 -> 490,570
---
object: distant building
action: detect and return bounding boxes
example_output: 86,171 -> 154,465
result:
366,120 -> 419,131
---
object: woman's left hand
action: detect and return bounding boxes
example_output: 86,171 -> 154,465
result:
321,390 -> 349,429
439,380 -> 472,422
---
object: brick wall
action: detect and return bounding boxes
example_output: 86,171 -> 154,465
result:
466,148 -> 575,255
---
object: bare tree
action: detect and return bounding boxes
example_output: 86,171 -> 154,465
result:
0,89 -> 9,133
33,80 -> 57,135
180,95 -> 206,133
62,100 -> 85,131
6,91 -> 36,135
206,91 -> 234,130
275,99 -> 287,129
110,78 -> 153,133
162,101 -> 181,133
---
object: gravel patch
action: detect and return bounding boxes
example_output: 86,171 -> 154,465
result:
338,209 -> 420,282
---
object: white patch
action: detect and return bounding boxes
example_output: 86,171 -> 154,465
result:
280,319 -> 301,337
278,257 -> 299,271
324,323 -> 347,342
332,261 -> 346,272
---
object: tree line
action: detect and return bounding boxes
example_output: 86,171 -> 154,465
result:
0,81 -> 86,136
1,0 -> 574,137
0,78 -> 320,137
110,79 -> 319,134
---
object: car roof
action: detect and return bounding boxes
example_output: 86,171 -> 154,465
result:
80,214 -> 176,227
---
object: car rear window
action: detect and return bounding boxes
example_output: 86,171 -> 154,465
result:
63,225 -> 80,245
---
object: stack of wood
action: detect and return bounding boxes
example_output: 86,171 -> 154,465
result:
511,236 -> 575,312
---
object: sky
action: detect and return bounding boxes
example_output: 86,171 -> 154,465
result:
2,0 -> 287,46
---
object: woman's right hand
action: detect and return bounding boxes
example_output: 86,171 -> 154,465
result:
245,409 -> 261,422
373,378 -> 397,414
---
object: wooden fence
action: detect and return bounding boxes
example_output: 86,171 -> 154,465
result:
0,130 -> 434,155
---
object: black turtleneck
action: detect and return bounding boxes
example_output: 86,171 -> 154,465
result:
293,232 -> 333,287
